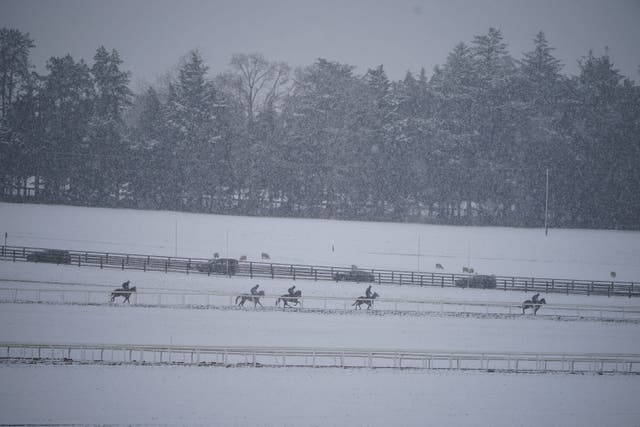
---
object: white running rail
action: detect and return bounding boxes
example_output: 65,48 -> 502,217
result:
1,287 -> 640,321
0,287 -> 640,321
1,342 -> 639,374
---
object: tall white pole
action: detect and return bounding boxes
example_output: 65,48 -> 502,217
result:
544,168 -> 549,236
417,235 -> 421,271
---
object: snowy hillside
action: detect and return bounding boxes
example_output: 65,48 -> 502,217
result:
1,202 -> 639,426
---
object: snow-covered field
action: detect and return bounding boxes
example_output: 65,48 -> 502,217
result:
1,202 -> 640,426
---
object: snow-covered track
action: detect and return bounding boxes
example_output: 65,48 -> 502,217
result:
2,341 -> 639,374
2,287 -> 640,322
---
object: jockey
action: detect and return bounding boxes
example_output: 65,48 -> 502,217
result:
288,285 -> 296,296
365,285 -> 372,298
250,284 -> 260,295
121,280 -> 130,290
531,293 -> 540,304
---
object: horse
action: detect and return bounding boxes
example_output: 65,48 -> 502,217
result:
236,290 -> 265,307
110,286 -> 136,303
276,290 -> 302,307
522,297 -> 546,315
352,292 -> 379,310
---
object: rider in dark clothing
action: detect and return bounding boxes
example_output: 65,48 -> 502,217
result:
531,293 -> 540,303
288,285 -> 296,296
365,285 -> 372,298
250,284 -> 260,295
121,280 -> 130,290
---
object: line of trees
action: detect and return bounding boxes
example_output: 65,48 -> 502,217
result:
1,27 -> 639,229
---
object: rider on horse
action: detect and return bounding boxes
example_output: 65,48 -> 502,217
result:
250,284 -> 260,295
288,285 -> 296,296
121,280 -> 130,291
365,285 -> 372,298
531,293 -> 540,304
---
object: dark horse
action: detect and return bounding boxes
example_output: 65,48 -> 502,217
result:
522,298 -> 546,315
276,290 -> 302,307
110,286 -> 136,303
352,292 -> 380,310
236,290 -> 265,307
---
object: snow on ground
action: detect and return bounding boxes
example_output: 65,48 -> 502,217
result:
2,303 -> 640,354
3,261 -> 640,309
2,365 -> 639,427
1,202 -> 640,426
2,202 -> 640,281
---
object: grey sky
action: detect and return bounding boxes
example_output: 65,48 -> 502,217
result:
1,0 -> 639,89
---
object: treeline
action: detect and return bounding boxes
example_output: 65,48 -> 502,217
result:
1,27 -> 639,229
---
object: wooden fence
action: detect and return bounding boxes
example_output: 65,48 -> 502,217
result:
1,245 -> 638,297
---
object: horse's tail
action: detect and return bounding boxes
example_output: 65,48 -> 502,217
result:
275,297 -> 280,306
352,300 -> 358,306
235,295 -> 241,304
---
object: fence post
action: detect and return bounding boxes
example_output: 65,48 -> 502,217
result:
249,262 -> 253,278
121,259 -> 125,271
271,264 -> 274,279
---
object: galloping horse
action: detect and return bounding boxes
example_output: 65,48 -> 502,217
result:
352,292 -> 380,310
522,297 -> 546,315
276,290 -> 302,307
236,290 -> 265,307
110,286 -> 137,303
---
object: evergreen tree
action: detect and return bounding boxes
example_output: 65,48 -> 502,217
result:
39,55 -> 94,201
86,46 -> 132,205
0,28 -> 35,119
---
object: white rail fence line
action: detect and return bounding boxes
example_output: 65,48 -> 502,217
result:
2,287 -> 640,321
1,342 -> 639,374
